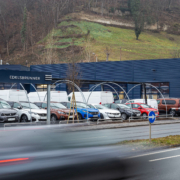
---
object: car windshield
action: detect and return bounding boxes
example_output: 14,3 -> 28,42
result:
50,103 -> 66,109
94,105 -> 108,109
0,101 -> 11,109
118,104 -> 131,109
76,102 -> 91,108
140,104 -> 151,108
21,102 -> 40,109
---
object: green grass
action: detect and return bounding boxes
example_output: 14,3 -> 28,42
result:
118,135 -> 180,148
40,19 -> 180,61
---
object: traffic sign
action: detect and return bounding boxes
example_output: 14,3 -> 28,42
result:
148,111 -> 156,124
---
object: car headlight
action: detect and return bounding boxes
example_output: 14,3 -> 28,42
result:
82,110 -> 87,113
28,111 -> 37,115
58,111 -> 65,114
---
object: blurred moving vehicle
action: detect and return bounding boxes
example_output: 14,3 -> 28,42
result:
68,91 -> 114,104
7,101 -> 35,122
33,101 -> 77,121
0,89 -> 28,102
89,104 -> 121,119
103,103 -> 141,120
126,99 -> 158,109
19,102 -> 47,121
28,91 -> 68,102
157,98 -> 180,116
61,101 -> 100,120
126,103 -> 159,119
0,100 -> 19,123
0,125 -> 130,180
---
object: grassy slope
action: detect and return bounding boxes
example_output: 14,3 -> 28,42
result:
41,19 -> 180,61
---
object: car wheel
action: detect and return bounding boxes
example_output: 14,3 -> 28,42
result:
51,115 -> 57,123
21,115 -> 28,122
169,109 -> 176,116
142,113 -> 147,119
121,113 -> 127,120
78,113 -> 82,120
100,113 -> 104,119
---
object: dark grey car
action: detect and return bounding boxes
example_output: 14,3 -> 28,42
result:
103,103 -> 141,120
0,100 -> 19,123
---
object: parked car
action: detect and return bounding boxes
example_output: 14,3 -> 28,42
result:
89,104 -> 121,119
33,101 -> 77,121
19,102 -> 47,122
0,100 -> 19,123
103,103 -> 141,120
157,98 -> 180,116
7,101 -> 37,122
28,91 -> 68,102
61,102 -> 100,120
125,99 -> 158,109
126,103 -> 159,119
68,91 -> 114,104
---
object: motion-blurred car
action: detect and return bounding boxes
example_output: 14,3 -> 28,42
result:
103,103 -> 141,120
0,100 -> 19,122
61,101 -> 100,120
33,101 -> 77,121
89,104 -> 121,119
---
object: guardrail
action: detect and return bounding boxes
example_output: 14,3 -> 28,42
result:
59,120 -> 87,124
3,114 -> 176,129
96,118 -> 123,125
4,122 -> 48,129
128,114 -> 174,122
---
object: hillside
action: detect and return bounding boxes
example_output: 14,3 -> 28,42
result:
31,16 -> 180,63
2,0 -> 180,65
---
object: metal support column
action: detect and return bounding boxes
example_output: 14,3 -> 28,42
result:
143,83 -> 147,105
47,84 -> 51,125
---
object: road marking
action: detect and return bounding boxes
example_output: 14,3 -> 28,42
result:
126,147 -> 180,159
149,154 -> 180,162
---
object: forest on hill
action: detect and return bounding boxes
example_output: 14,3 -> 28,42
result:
0,0 -> 180,65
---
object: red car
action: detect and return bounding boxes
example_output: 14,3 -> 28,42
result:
126,103 -> 159,119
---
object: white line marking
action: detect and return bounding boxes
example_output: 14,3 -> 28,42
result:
149,154 -> 180,162
126,147 -> 180,159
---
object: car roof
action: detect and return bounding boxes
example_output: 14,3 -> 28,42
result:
126,102 -> 146,105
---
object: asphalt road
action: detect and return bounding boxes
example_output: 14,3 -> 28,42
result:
2,122 -> 180,146
123,147 -> 180,179
1,124 -> 180,179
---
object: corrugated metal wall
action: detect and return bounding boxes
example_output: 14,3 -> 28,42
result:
30,58 -> 180,98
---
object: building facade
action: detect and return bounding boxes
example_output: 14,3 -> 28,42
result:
0,59 -> 177,100
29,58 -> 178,100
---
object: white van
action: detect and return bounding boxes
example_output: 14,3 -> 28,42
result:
0,90 -> 28,102
126,99 -> 158,109
68,91 -> 114,104
28,91 -> 68,102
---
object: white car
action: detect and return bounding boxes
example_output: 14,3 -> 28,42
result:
7,101 -> 47,122
90,104 -> 121,119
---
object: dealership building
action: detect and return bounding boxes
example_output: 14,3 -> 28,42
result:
0,58 -> 178,100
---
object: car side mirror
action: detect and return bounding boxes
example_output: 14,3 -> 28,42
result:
17,106 -> 21,109
116,107 -> 120,110
138,107 -> 141,109
45,107 -> 47,109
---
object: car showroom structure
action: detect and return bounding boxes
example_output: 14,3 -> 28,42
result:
0,58 -> 178,100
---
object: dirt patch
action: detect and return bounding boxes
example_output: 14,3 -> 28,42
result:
54,42 -> 70,46
57,25 -> 78,30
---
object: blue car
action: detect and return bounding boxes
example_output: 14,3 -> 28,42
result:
61,102 -> 100,120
